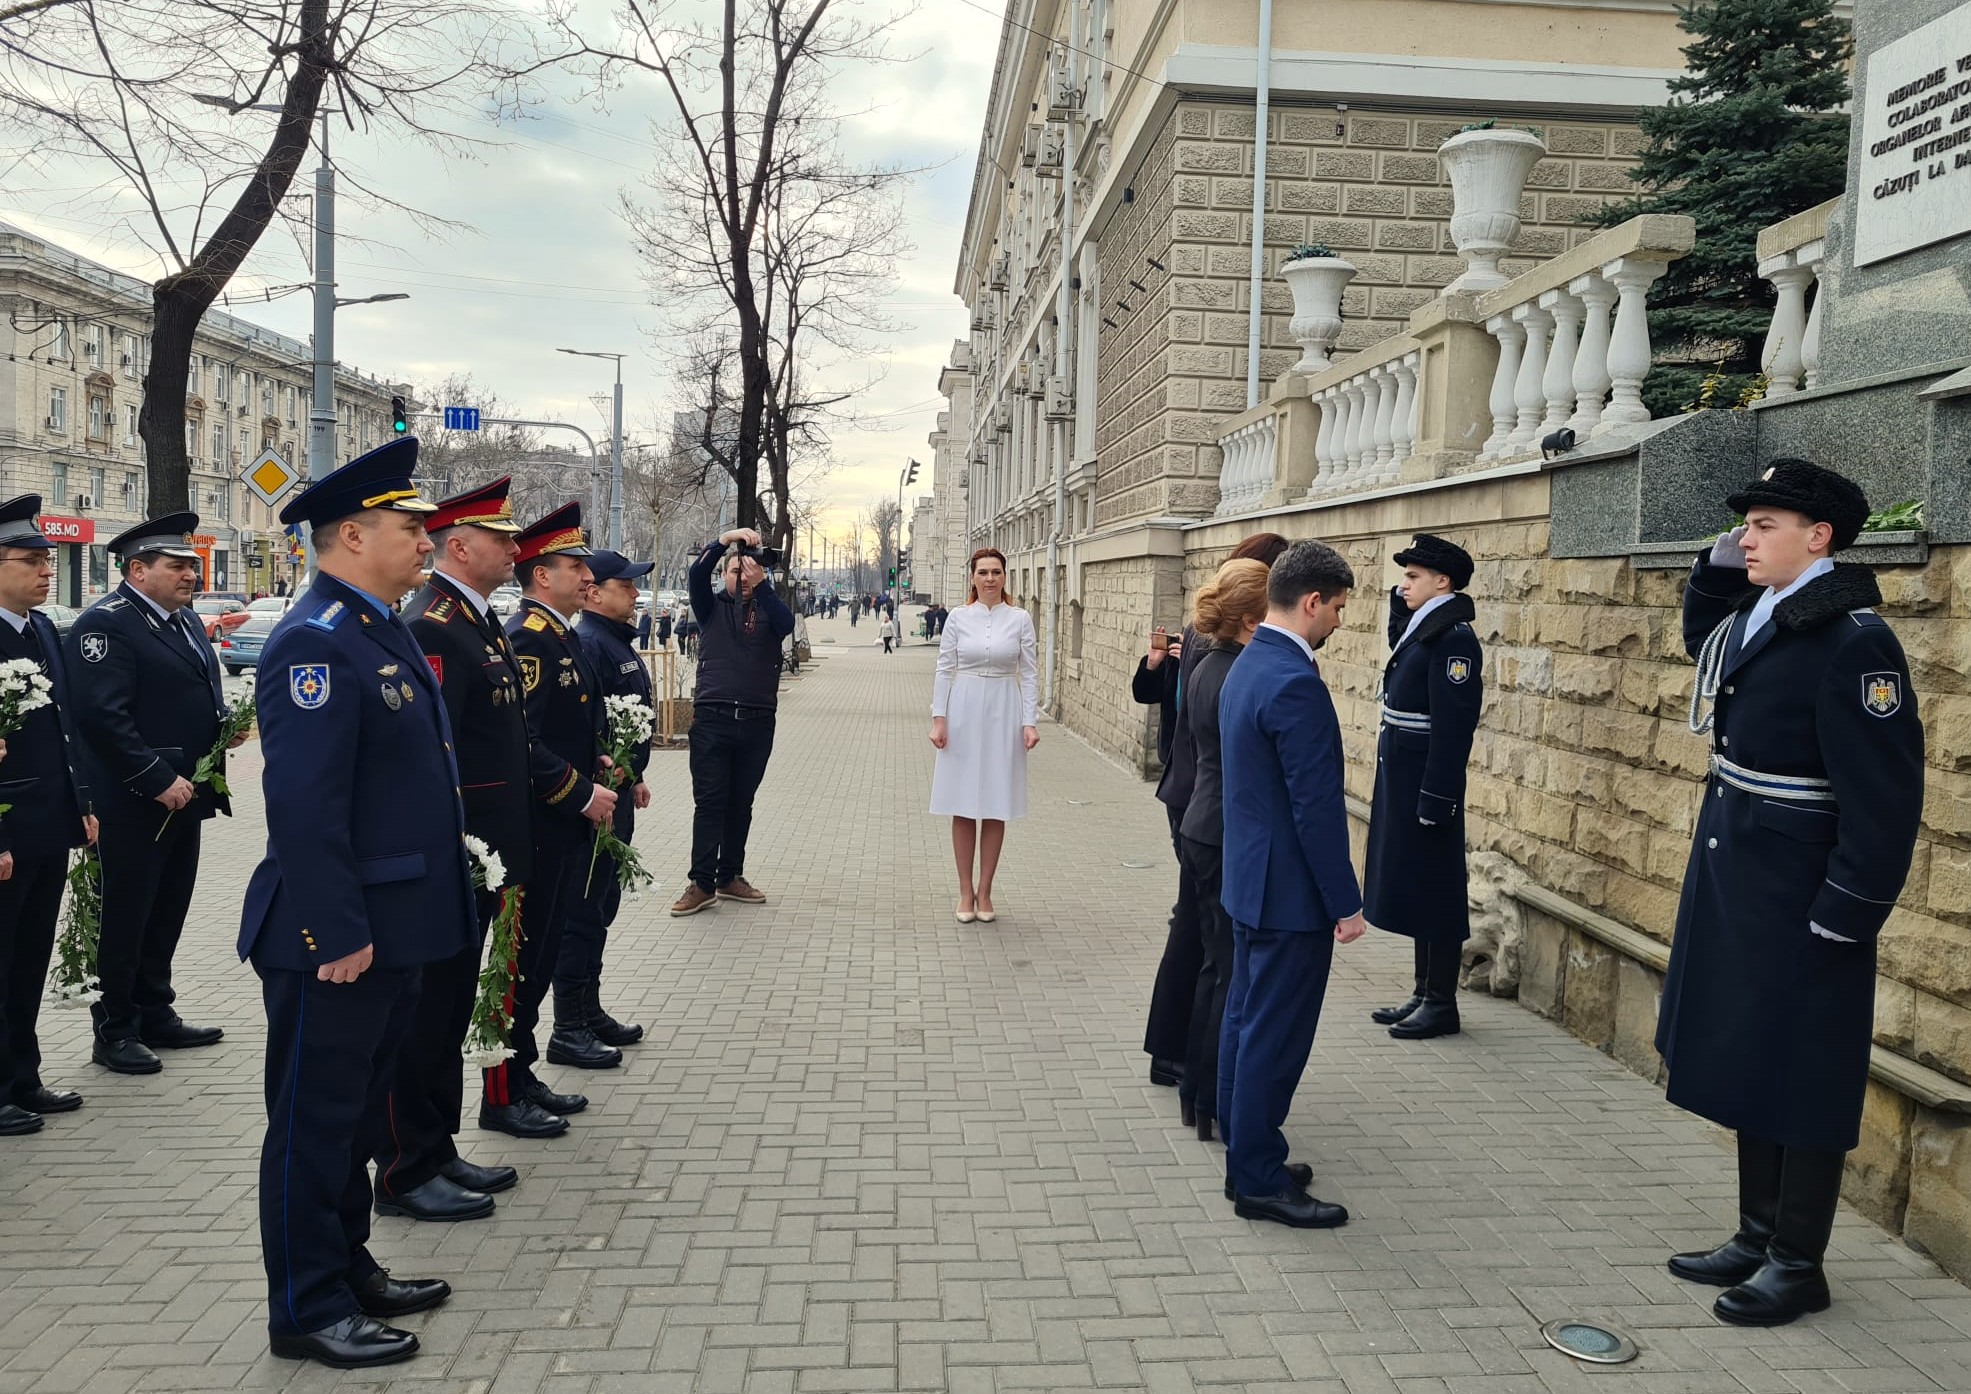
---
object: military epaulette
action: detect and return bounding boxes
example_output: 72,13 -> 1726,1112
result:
100,597 -> 127,612
428,597 -> 457,622
523,612 -> 549,632
305,600 -> 349,632
1849,609 -> 1886,628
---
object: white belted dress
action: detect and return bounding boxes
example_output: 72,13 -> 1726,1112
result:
929,599 -> 1040,821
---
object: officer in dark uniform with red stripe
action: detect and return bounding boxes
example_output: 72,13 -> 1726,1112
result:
369,478 -> 529,1220
480,504 -> 616,1138
1661,459 -> 1923,1327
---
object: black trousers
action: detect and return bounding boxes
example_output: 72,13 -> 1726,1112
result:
372,889 -> 496,1197
1178,835 -> 1234,1122
0,850 -> 68,1099
93,814 -> 201,1041
483,849 -> 579,1105
687,705 -> 777,892
257,962 -> 419,1336
1405,940 -> 1460,1003
556,810 -> 632,989
1143,805 -> 1202,1063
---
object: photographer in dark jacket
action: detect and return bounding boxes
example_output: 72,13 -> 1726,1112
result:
670,528 -> 795,917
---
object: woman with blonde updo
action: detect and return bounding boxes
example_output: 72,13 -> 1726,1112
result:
1172,557 -> 1272,1141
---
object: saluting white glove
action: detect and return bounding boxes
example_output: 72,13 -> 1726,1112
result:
1709,524 -> 1749,570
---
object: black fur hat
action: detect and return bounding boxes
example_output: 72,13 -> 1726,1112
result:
1726,458 -> 1870,552
1391,533 -> 1474,590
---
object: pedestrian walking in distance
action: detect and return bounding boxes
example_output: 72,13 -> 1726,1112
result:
1661,459 -> 1922,1328
1215,540 -> 1362,1230
1363,534 -> 1483,1041
879,611 -> 897,654
928,548 -> 1037,924
239,439 -> 469,1369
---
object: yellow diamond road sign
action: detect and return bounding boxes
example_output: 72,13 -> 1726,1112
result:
242,448 -> 300,508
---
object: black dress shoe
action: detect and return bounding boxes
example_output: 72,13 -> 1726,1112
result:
13,1087 -> 81,1115
1388,1000 -> 1461,1040
1225,1162 -> 1314,1200
139,1019 -> 224,1049
352,1269 -> 452,1318
546,1026 -> 623,1070
0,1103 -> 44,1136
479,1099 -> 569,1139
374,1174 -> 494,1222
92,1038 -> 162,1075
592,1012 -> 644,1048
1149,1057 -> 1184,1088
519,1078 -> 588,1116
440,1156 -> 518,1194
1234,1187 -> 1349,1229
1370,994 -> 1424,1025
269,1313 -> 418,1368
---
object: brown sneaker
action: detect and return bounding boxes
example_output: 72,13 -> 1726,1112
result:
717,877 -> 767,904
669,885 -> 717,917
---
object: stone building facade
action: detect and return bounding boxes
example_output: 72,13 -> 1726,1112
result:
0,221 -> 405,602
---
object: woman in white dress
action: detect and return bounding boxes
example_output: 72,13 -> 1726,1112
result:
928,549 -> 1039,923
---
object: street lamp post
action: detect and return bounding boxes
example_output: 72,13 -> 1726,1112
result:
556,349 -> 624,550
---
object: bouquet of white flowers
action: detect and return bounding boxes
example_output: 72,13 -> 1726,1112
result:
47,848 -> 101,1006
0,657 -> 53,817
586,694 -> 656,896
461,834 -> 525,1069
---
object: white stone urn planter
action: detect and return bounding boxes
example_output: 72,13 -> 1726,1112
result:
1280,252 -> 1357,373
1437,126 -> 1547,294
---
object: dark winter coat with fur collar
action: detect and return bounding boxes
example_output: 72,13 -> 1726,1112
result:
1658,554 -> 1924,1153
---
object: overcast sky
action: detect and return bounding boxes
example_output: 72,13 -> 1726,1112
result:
2,0 -> 1004,543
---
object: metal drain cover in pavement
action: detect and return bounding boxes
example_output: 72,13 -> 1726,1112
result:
1540,1320 -> 1637,1364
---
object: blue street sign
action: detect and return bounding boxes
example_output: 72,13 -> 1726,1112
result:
443,406 -> 482,431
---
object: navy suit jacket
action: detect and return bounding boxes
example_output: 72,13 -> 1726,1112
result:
1218,625 -> 1363,932
0,609 -> 88,857
237,574 -> 475,971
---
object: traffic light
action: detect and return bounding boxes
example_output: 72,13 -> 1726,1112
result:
390,396 -> 408,434
904,459 -> 920,486
887,566 -> 897,585
897,549 -> 909,577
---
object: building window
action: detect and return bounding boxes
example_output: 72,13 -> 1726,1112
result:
238,427 -> 250,459
90,467 -> 105,503
123,404 -> 138,446
212,423 -> 226,460
51,462 -> 67,508
83,323 -> 102,365
187,356 -> 200,394
283,385 -> 296,425
124,473 -> 138,510
87,394 -> 106,442
49,319 -> 69,361
186,420 -> 198,460
262,381 -> 274,417
121,333 -> 139,377
236,371 -> 250,408
47,386 -> 66,433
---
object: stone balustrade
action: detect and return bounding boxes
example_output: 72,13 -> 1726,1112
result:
1305,336 -> 1423,497
1756,198 -> 1838,399
1211,401 -> 1282,516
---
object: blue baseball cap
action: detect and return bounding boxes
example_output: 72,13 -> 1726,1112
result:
587,549 -> 654,583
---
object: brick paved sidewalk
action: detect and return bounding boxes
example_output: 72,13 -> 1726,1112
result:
4,616 -> 1970,1394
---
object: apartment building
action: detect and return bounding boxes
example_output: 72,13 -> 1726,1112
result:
940,0 -> 1693,709
0,222 -> 405,603
927,339 -> 976,608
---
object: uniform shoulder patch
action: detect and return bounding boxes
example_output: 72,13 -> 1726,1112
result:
1446,655 -> 1472,684
426,655 -> 444,685
1849,609 -> 1886,628
519,654 -> 541,692
1863,671 -> 1903,718
100,597 -> 127,613
289,663 -> 331,709
304,600 -> 348,632
522,612 -> 549,632
78,631 -> 109,663
428,597 -> 456,622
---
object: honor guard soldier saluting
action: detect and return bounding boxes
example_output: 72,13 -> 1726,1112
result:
369,477 -> 529,1222
65,511 -> 235,1074
239,439 -> 472,1369
0,495 -> 94,1135
554,549 -> 656,1061
1661,459 -> 1923,1327
1363,535 -> 1483,1041
480,503 -> 617,1139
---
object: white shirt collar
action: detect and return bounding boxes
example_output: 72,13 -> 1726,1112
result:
1743,557 -> 1834,647
1258,620 -> 1315,663
435,569 -> 492,617
126,584 -> 180,622
0,607 -> 27,634
1396,592 -> 1455,650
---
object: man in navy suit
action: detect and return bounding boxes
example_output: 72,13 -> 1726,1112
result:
0,495 -> 95,1135
1216,540 -> 1364,1229
240,439 -> 473,1369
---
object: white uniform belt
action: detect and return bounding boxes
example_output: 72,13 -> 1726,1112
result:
1709,754 -> 1836,803
1380,704 -> 1432,733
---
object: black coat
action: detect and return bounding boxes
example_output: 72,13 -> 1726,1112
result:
1177,640 -> 1240,847
1656,558 -> 1924,1152
404,574 -> 534,885
1132,628 -> 1193,810
575,611 -> 652,843
1363,591 -> 1483,941
506,598 -> 604,857
63,581 -> 228,829
0,611 -> 87,857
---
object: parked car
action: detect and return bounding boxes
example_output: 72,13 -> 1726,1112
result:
193,595 -> 250,639
218,613 -> 280,675
35,602 -> 80,637
204,590 -> 249,605
490,585 -> 520,618
245,596 -> 292,620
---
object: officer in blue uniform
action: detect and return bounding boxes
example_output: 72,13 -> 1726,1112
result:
64,512 -> 231,1074
239,439 -> 473,1369
1363,534 -> 1483,1041
480,504 -> 617,1137
0,495 -> 94,1135
1660,459 -> 1923,1327
552,549 -> 655,1061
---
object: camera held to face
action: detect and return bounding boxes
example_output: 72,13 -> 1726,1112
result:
732,541 -> 784,571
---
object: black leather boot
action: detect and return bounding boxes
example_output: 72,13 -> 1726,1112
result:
1670,1133 -> 1782,1286
545,982 -> 622,1070
1389,944 -> 1461,1039
1372,942 -> 1429,1024
586,980 -> 644,1048
1714,1147 -> 1842,1326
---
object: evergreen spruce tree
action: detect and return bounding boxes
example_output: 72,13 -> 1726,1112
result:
1595,0 -> 1851,415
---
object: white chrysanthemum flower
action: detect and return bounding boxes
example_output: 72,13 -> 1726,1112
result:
464,1044 -> 516,1069
461,834 -> 505,891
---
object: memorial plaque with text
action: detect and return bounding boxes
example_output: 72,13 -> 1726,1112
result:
1854,3 -> 1971,267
